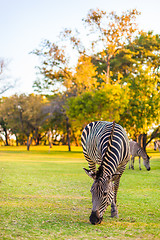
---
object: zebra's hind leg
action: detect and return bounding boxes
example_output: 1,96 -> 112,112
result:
111,201 -> 118,218
131,157 -> 134,170
128,157 -> 131,169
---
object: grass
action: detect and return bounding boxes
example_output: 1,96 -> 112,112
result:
0,145 -> 160,240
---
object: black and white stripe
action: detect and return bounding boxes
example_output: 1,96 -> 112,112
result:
129,141 -> 150,171
81,121 -> 130,224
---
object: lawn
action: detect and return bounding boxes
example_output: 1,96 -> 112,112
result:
0,145 -> 160,240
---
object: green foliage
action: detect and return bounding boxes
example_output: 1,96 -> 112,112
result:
1,9 -> 160,147
120,66 -> 160,138
31,8 -> 160,145
0,146 -> 160,239
0,94 -> 49,147
67,84 -> 129,128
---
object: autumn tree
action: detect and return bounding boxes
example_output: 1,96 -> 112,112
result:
63,9 -> 140,84
32,40 -> 74,94
32,9 -> 159,148
72,55 -> 99,94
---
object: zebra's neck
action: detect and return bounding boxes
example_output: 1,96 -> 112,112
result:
137,148 -> 147,159
102,154 -> 117,176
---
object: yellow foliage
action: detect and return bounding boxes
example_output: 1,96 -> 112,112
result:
73,55 -> 98,93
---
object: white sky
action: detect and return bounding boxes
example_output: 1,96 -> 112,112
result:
1,0 -> 160,96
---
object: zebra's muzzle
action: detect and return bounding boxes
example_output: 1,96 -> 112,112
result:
89,210 -> 103,225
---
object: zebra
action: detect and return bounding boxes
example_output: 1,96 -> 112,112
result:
81,121 -> 130,225
154,140 -> 160,152
129,141 -> 150,171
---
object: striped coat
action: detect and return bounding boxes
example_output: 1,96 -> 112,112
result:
81,121 -> 130,224
129,141 -> 150,171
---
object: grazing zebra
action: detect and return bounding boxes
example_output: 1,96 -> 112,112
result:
154,140 -> 160,152
129,141 -> 150,171
81,121 -> 130,225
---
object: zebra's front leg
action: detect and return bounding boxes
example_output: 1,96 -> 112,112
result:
139,157 -> 142,170
111,201 -> 118,218
111,177 -> 120,218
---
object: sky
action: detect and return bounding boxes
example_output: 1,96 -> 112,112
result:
1,0 -> 160,96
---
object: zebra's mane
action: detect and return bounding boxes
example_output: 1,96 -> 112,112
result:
106,120 -> 115,153
96,121 -> 116,179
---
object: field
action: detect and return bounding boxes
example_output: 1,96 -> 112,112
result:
0,146 -> 160,240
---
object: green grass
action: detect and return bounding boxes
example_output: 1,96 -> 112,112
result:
0,145 -> 160,240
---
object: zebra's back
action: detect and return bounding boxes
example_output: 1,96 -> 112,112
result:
81,121 -> 130,175
129,141 -> 148,159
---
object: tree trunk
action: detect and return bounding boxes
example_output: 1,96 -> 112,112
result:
16,135 -> 19,146
27,135 -> 32,151
48,130 -> 52,148
35,133 -> 41,145
106,55 -> 111,84
4,128 -> 9,146
146,125 -> 160,146
66,117 -> 71,151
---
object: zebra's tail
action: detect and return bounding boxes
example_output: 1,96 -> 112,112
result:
106,121 -> 115,152
100,121 -> 115,167
96,121 -> 116,179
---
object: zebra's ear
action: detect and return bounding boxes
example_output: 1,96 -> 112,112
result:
83,168 -> 96,179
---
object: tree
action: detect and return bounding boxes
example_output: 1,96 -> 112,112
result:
113,31 -> 160,85
0,117 -> 10,146
0,58 -> 16,95
72,55 -> 99,94
0,94 -> 49,150
67,84 -> 129,129
116,32 -> 160,148
47,94 -> 72,151
91,31 -> 160,148
119,66 -> 160,149
32,9 -> 160,148
63,9 -> 140,84
32,40 -> 74,94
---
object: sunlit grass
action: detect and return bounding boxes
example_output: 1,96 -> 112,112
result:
0,146 -> 160,239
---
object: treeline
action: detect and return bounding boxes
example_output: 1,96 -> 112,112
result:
0,9 -> 160,150
0,94 -> 72,150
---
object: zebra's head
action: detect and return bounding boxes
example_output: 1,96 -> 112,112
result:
84,166 -> 119,225
143,155 -> 151,171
